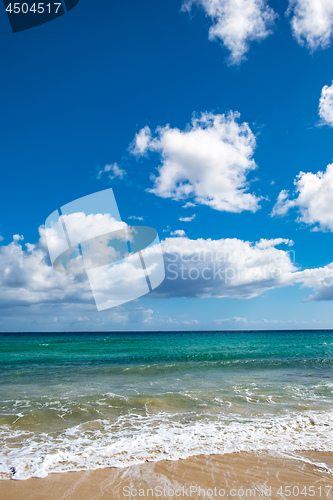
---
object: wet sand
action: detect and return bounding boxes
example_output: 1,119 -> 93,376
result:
1,452 -> 333,499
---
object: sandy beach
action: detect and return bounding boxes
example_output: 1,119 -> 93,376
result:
2,452 -> 333,500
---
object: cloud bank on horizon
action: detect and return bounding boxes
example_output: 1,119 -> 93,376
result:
1,228 -> 333,317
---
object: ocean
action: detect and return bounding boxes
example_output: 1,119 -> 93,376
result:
0,330 -> 333,480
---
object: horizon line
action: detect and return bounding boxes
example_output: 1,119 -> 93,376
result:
1,329 -> 333,334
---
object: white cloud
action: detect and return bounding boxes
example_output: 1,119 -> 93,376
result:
215,316 -> 248,324
288,0 -> 333,51
214,316 -> 327,326
128,216 -> 144,221
165,317 -> 200,326
13,234 -> 24,242
271,189 -> 296,217
272,163 -> 333,231
156,236 -> 297,299
131,126 -> 152,156
183,202 -> 196,208
86,252 -> 155,311
0,231 -> 92,308
132,112 -> 261,213
183,319 -> 199,325
179,214 -> 196,222
97,163 -> 126,180
170,230 -> 187,237
0,235 -> 4,242
59,212 -> 128,247
319,81 -> 333,126
157,235 -> 333,302
290,262 -> 333,300
182,0 -> 276,64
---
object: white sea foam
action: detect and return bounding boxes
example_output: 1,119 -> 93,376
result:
1,409 -> 333,480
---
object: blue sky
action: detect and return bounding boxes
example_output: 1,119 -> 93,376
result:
1,0 -> 333,331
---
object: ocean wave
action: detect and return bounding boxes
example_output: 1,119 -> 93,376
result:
1,409 -> 333,480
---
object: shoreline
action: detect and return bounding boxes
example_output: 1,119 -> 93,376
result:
1,451 -> 333,499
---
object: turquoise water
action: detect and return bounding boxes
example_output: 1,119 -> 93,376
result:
0,331 -> 333,479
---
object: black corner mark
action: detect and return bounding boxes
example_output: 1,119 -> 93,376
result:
3,0 -> 80,33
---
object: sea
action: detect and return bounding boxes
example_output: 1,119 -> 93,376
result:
0,330 -> 333,480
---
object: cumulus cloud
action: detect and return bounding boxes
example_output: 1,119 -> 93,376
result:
319,81 -> 333,126
291,262 -> 333,300
132,112 -> 261,213
272,163 -> 333,231
157,235 -> 333,302
179,214 -> 196,222
0,230 -> 92,309
156,236 -> 297,299
97,163 -> 126,181
288,0 -> 333,51
182,0 -> 276,64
